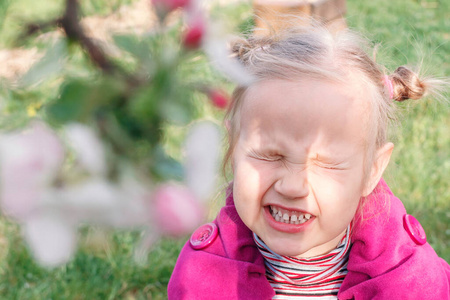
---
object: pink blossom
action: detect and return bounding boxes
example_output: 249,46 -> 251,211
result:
208,89 -> 229,109
153,184 -> 204,237
0,122 -> 64,219
151,0 -> 191,16
183,20 -> 205,49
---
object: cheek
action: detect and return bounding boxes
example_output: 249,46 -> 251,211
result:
233,158 -> 277,194
309,170 -> 364,216
233,161 -> 262,205
232,159 -> 274,224
310,166 -> 364,193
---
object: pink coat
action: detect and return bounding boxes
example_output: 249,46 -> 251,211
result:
168,180 -> 450,299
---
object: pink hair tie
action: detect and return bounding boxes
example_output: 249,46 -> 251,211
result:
382,75 -> 394,100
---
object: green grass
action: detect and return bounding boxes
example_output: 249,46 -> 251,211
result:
0,0 -> 449,299
0,221 -> 186,299
346,0 -> 450,261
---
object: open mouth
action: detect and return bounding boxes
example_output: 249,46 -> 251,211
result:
269,205 -> 312,225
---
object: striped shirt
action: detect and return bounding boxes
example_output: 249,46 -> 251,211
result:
254,225 -> 351,299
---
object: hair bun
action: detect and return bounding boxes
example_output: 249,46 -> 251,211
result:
230,37 -> 253,62
390,66 -> 426,101
230,36 -> 274,65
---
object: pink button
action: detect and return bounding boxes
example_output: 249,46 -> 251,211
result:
190,223 -> 218,250
403,214 -> 427,245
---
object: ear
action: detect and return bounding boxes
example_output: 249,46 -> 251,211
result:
362,142 -> 394,197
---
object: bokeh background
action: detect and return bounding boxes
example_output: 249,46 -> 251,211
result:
0,0 -> 448,299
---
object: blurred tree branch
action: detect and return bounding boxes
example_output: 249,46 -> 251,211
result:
60,0 -> 116,75
20,0 -> 144,88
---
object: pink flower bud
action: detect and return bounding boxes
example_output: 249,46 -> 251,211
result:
183,21 -> 205,50
208,89 -> 229,109
151,0 -> 190,15
153,184 -> 204,237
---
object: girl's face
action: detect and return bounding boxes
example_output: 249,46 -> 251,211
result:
232,78 -> 372,258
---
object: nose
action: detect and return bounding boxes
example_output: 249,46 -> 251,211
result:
274,168 -> 309,200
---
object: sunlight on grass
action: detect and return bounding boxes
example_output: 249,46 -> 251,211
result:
0,0 -> 448,298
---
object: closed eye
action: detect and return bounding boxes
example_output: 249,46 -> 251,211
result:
248,150 -> 283,162
313,161 -> 348,171
312,153 -> 350,170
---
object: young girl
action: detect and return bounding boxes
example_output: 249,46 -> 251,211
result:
168,24 -> 450,299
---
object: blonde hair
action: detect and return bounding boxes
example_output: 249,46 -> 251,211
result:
223,24 -> 437,179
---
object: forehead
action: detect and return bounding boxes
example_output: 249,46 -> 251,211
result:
239,78 -> 371,152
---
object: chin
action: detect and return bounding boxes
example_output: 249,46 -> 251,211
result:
266,241 -> 309,257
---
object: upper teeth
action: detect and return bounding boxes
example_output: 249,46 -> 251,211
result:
270,205 -> 311,224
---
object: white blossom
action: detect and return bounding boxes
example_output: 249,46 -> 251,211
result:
0,122 -> 64,219
58,179 -> 122,222
116,174 -> 153,228
23,212 -> 77,267
202,29 -> 255,86
134,229 -> 159,265
184,0 -> 254,85
184,121 -> 221,201
57,178 -> 150,228
64,123 -> 106,176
